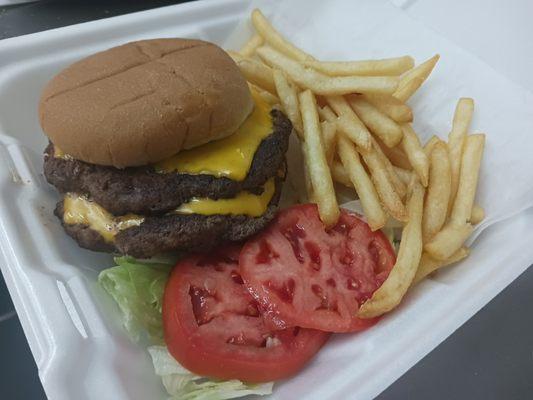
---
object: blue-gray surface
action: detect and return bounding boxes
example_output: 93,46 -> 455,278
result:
0,1 -> 532,399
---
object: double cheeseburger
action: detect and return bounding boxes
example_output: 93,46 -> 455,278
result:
40,39 -> 291,258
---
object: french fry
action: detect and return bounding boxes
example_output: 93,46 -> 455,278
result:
296,133 -> 315,203
233,56 -> 277,94
401,124 -> 429,186
400,54 -> 440,85
393,54 -> 440,102
362,148 -> 408,221
424,135 -> 440,156
393,166 -> 413,185
331,160 -> 352,187
348,96 -> 403,147
256,46 -> 399,95
299,90 -> 339,226
248,84 -> 279,106
338,135 -> 387,231
413,248 -> 470,285
449,98 -> 475,142
424,223 -> 473,261
448,98 -> 475,214
326,95 -> 371,151
239,34 -> 264,57
285,133 -> 312,204
422,141 -> 451,241
247,9 -> 484,319
371,137 -> 407,199
450,134 -> 485,224
363,94 -> 413,123
302,56 -> 415,76
303,159 -> 314,203
258,90 -> 279,105
358,180 -> 425,318
470,204 -> 485,225
393,77 -> 424,103
321,120 -> 337,166
318,105 -> 337,122
251,9 -> 313,61
272,69 -> 303,135
374,136 -> 412,170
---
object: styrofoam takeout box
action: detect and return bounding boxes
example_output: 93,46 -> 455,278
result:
1,1 -> 533,399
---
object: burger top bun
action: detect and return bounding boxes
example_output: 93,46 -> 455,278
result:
39,38 -> 254,168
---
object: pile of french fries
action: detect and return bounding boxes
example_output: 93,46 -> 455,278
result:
232,9 -> 486,318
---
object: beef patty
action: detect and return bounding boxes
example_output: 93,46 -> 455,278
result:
55,175 -> 283,258
44,109 -> 291,216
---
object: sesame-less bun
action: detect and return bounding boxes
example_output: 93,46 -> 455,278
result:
39,38 -> 253,168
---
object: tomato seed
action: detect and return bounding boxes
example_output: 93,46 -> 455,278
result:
305,241 -> 321,271
312,284 -> 331,310
189,286 -> 213,325
368,240 -> 387,274
341,254 -> 352,265
283,224 -> 306,264
246,301 -> 260,317
346,278 -> 359,291
227,332 -> 246,345
332,222 -> 348,235
265,336 -> 282,348
255,240 -> 279,264
203,277 -> 217,293
267,279 -> 296,303
231,270 -> 244,285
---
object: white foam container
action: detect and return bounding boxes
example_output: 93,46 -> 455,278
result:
1,1 -> 533,399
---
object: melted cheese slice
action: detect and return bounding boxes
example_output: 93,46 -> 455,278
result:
53,147 -> 72,160
62,179 -> 276,242
154,91 -> 273,180
63,194 -> 144,243
175,178 -> 275,217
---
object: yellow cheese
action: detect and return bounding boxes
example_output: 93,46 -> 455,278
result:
53,147 -> 73,160
176,178 -> 275,217
62,179 -> 276,241
63,194 -> 144,243
154,91 -> 273,180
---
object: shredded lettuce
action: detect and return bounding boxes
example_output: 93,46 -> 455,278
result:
98,256 -> 273,400
98,256 -> 171,343
148,346 -> 273,400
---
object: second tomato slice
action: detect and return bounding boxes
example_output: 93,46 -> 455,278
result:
239,204 -> 396,333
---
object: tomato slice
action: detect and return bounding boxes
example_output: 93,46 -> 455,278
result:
239,204 -> 396,333
162,245 -> 329,383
